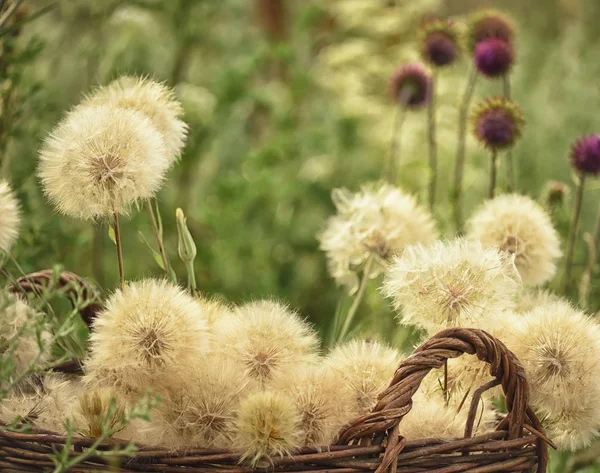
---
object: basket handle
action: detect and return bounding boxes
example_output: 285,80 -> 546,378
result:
9,270 -> 104,374
336,328 -> 549,471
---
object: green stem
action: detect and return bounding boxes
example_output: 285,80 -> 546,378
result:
453,67 -> 478,233
427,71 -> 438,212
186,261 -> 197,294
387,108 -> 405,184
503,76 -> 515,192
593,201 -> 600,259
146,199 -> 171,277
564,174 -> 586,292
112,212 -> 124,290
489,149 -> 497,199
338,258 -> 373,343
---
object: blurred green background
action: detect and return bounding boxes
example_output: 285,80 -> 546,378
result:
2,0 -> 599,342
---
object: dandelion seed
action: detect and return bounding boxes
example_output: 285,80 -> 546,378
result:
467,194 -> 561,286
84,279 -> 211,398
38,105 -> 168,220
0,180 -> 20,254
234,391 -> 302,467
0,292 -> 51,377
319,183 -> 437,293
84,76 -> 188,163
325,340 -> 402,416
270,365 -> 354,447
149,359 -> 250,449
0,372 -> 78,433
212,300 -> 319,385
510,300 -> 600,412
383,239 -> 521,334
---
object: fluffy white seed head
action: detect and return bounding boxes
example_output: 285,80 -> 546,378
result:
382,239 -> 522,335
0,292 -> 51,379
319,183 -> 437,293
195,295 -> 233,327
212,300 -> 320,385
539,391 -> 600,451
269,364 -> 354,447
84,279 -> 211,398
325,340 -> 402,416
148,359 -> 250,449
467,194 -> 562,286
38,105 -> 168,220
234,391 -> 302,467
514,288 -> 562,314
0,180 -> 20,254
0,372 -> 78,433
509,301 -> 600,413
84,76 -> 188,162
74,387 -> 129,438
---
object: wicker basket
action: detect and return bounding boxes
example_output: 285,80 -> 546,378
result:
1,273 -> 552,473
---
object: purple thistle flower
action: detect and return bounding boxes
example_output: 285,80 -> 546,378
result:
389,64 -> 431,110
473,97 -> 524,150
474,39 -> 514,78
571,135 -> 600,175
467,10 -> 515,52
423,32 -> 459,67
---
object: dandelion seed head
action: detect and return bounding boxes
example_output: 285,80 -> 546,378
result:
84,76 -> 188,163
383,239 -> 521,335
84,279 -> 211,397
325,340 -> 402,416
213,300 -> 320,385
38,105 -> 168,220
234,391 -> 302,467
319,183 -> 437,293
269,364 -> 354,447
0,180 -> 20,254
74,387 -> 129,438
510,301 -> 600,412
515,288 -> 562,314
467,194 -> 561,286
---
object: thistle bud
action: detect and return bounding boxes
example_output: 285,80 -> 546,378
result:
570,135 -> 600,176
420,18 -> 460,68
389,63 -> 431,110
176,208 -> 197,292
472,97 -> 524,150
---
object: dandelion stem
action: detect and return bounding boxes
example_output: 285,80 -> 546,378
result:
387,108 -> 406,184
338,257 -> 373,343
503,76 -> 515,192
453,67 -> 478,233
427,71 -> 438,212
489,149 -> 498,199
146,198 -> 171,277
564,173 -> 586,292
112,212 -> 124,290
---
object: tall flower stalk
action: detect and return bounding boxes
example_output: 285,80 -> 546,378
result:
427,73 -> 438,211
111,212 -> 124,289
387,64 -> 431,183
564,135 -> 600,291
337,258 -> 372,343
146,198 -> 172,278
503,76 -> 515,190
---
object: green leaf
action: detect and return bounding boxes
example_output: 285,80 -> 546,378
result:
138,232 -> 166,271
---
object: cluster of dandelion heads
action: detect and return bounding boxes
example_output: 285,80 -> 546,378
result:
84,279 -> 211,397
509,301 -> 600,413
389,64 -> 431,110
269,365 -> 354,447
38,106 -> 169,221
383,239 -> 521,335
325,340 -> 402,416
472,98 -> 524,151
150,359 -> 249,449
84,76 -> 188,163
420,18 -> 460,68
319,183 -> 437,293
467,194 -> 561,286
0,372 -> 78,433
213,300 -> 319,386
570,134 -> 600,176
466,9 -> 515,53
0,180 -> 20,254
234,391 -> 302,467
0,292 -> 51,378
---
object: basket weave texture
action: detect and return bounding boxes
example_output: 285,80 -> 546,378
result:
1,273 -> 551,473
